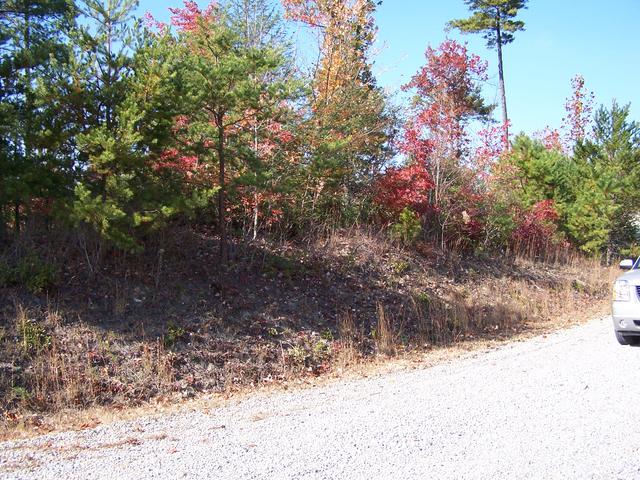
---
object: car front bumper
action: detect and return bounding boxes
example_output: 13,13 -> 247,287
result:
612,300 -> 640,336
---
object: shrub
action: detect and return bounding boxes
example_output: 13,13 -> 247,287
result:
0,253 -> 58,293
374,164 -> 433,216
391,208 -> 422,245
163,321 -> 187,348
511,200 -> 561,254
16,307 -> 51,353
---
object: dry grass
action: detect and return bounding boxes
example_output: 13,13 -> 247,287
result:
375,303 -> 400,356
0,301 -> 609,443
0,228 -> 615,440
1,306 -> 179,420
334,311 -> 361,371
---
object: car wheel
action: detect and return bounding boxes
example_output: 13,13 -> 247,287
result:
616,331 -> 630,345
629,336 -> 640,347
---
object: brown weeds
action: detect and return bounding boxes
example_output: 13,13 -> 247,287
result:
0,229 -> 613,436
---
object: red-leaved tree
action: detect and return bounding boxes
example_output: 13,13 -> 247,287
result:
400,39 -> 492,248
535,126 -> 564,152
374,164 -> 434,216
475,121 -> 510,176
511,199 -> 561,254
562,74 -> 595,148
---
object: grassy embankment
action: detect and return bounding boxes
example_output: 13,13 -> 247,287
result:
0,227 -> 615,438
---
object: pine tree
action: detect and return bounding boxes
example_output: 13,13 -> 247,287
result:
223,0 -> 298,240
69,0 -> 211,252
448,0 -> 528,143
67,0 -> 141,250
168,2 -> 299,261
0,0 -> 76,236
570,101 -> 640,258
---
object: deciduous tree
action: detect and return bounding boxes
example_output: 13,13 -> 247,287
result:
283,0 -> 396,223
401,39 -> 491,247
562,74 -> 594,149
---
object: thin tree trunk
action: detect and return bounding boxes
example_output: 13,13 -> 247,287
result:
0,206 -> 5,242
252,194 -> 259,240
253,122 -> 259,240
217,120 -> 228,264
14,200 -> 20,234
496,19 -> 509,145
21,7 -> 31,235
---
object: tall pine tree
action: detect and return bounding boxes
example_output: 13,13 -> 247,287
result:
448,0 -> 528,143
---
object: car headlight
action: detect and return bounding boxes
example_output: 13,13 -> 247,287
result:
614,280 -> 631,301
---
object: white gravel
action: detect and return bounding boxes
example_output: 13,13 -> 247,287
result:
2,316 -> 639,480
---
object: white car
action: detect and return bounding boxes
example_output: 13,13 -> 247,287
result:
613,257 -> 640,345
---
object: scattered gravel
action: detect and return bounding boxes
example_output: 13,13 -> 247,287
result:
2,316 -> 638,480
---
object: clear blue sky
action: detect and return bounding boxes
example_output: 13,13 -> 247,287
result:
138,0 -> 640,136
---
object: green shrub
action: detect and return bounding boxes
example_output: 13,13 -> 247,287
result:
313,339 -> 331,358
620,243 -> 640,259
18,317 -> 51,352
163,321 -> 186,348
0,254 -> 58,293
415,291 -> 432,307
391,260 -> 409,274
390,208 -> 422,245
10,386 -> 31,403
286,336 -> 333,368
287,345 -> 308,366
320,329 -> 334,341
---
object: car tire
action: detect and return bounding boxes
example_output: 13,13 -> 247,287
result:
629,336 -> 640,347
616,331 -> 630,345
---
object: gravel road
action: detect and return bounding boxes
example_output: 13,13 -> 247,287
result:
2,316 -> 639,480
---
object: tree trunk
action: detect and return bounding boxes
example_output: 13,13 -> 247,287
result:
496,19 -> 509,145
14,200 -> 20,234
22,7 -> 32,235
253,122 -> 259,241
0,206 -> 5,243
252,194 -> 259,241
217,121 -> 228,264
496,20 -> 509,146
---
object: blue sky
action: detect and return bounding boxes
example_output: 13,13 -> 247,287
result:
138,0 -> 640,136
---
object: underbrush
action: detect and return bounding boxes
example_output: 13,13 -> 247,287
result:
0,227 -> 614,434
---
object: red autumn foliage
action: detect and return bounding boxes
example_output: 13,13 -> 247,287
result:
395,39 -> 493,250
281,0 -> 323,26
143,11 -> 168,33
511,200 -> 560,252
153,148 -> 200,174
374,163 -> 434,216
535,126 -> 564,152
400,39 -> 488,167
169,1 -> 217,32
562,74 -> 594,146
234,190 -> 285,227
475,122 -> 509,176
